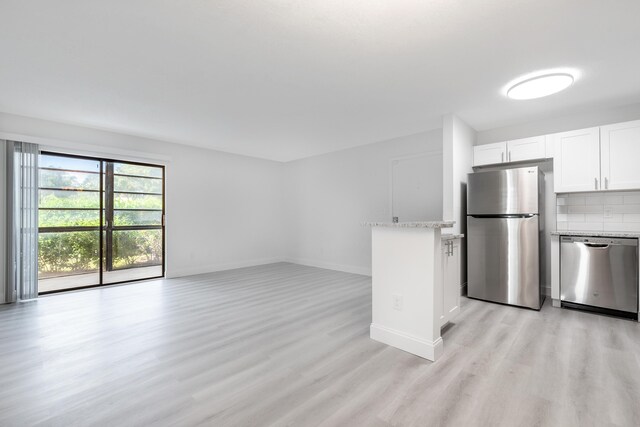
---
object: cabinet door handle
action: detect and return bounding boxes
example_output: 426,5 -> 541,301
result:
501,152 -> 504,163
605,177 -> 609,189
509,151 -> 511,162
595,177 -> 598,190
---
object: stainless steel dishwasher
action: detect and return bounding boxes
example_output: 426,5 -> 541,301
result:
561,236 -> 638,319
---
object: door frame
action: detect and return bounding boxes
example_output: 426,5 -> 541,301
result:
388,150 -> 442,222
38,150 -> 166,294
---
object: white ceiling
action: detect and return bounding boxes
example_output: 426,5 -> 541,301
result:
1,1 -> 640,161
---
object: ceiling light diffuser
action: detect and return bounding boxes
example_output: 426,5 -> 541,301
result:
506,73 -> 574,100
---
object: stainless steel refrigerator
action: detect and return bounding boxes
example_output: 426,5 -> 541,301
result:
467,166 -> 544,310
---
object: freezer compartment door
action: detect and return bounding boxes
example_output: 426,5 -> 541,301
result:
561,238 -> 638,313
467,215 -> 541,309
467,167 -> 540,215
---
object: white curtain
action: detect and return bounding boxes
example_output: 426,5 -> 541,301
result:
6,141 -> 39,302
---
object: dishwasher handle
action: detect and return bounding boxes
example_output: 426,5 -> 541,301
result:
561,236 -> 638,247
582,243 -> 610,249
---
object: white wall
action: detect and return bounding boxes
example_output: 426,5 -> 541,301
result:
442,114 -> 476,288
442,114 -> 475,235
0,113 -> 443,291
283,129 -> 443,275
0,113 -> 285,279
476,102 -> 640,145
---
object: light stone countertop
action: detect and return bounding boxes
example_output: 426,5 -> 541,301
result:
550,230 -> 640,239
363,221 -> 454,229
441,234 -> 464,241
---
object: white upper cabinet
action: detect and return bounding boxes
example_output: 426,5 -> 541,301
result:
553,127 -> 601,193
472,120 -> 640,192
473,142 -> 507,166
473,136 -> 547,167
507,136 -> 547,163
601,120 -> 640,191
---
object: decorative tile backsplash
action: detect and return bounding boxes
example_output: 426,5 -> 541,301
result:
556,191 -> 640,232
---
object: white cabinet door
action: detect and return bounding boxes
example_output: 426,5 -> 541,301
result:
473,142 -> 506,166
507,136 -> 546,163
601,120 -> 640,191
440,239 -> 461,327
553,127 -> 601,193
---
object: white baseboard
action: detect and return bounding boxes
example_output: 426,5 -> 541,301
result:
283,257 -> 371,276
166,257 -> 286,279
370,323 -> 443,362
167,257 -> 371,280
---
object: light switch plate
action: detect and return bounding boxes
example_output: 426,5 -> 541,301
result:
392,294 -> 403,311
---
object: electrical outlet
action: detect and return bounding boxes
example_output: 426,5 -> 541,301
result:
604,208 -> 613,219
392,294 -> 404,311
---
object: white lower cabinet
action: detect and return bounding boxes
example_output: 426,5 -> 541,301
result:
441,238 -> 461,327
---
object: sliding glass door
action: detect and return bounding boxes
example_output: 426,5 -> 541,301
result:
38,154 -> 102,292
103,161 -> 164,284
38,153 -> 165,293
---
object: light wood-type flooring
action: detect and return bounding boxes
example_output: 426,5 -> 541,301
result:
1,262 -> 639,426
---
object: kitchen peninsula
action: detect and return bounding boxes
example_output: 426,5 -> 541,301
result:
364,221 -> 455,361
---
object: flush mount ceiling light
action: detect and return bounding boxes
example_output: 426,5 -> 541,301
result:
506,72 -> 575,100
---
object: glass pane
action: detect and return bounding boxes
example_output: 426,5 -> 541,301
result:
113,210 -> 162,226
113,193 -> 162,210
113,162 -> 162,178
114,175 -> 162,194
40,154 -> 100,173
40,169 -> 100,190
39,189 -> 100,209
39,209 -> 100,227
111,229 -> 162,270
38,231 -> 100,292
